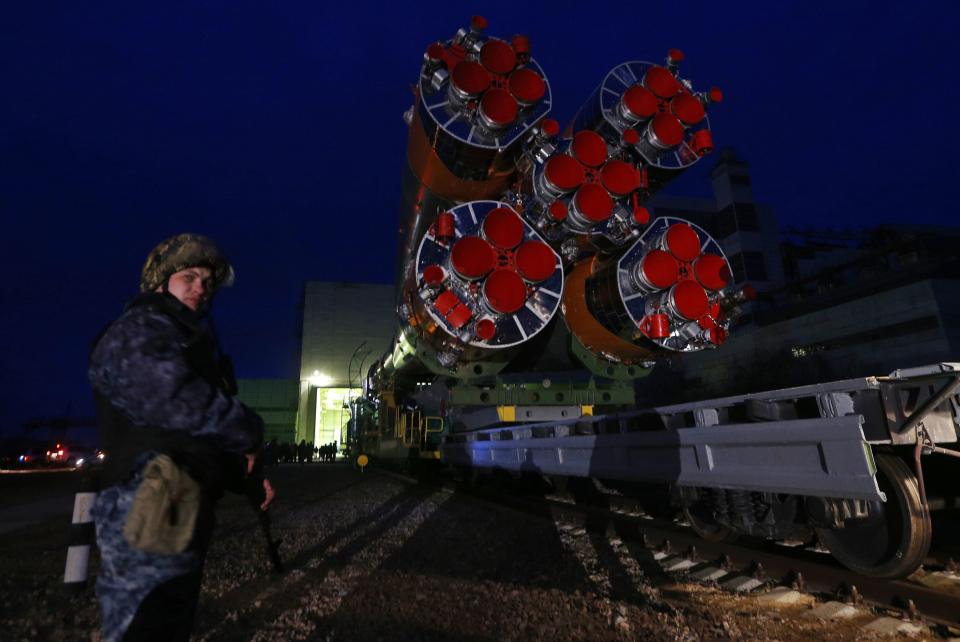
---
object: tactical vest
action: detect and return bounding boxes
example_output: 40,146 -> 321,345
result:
92,292 -> 244,492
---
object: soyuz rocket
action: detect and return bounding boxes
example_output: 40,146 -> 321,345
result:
371,16 -> 752,392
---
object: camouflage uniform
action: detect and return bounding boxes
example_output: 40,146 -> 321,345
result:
89,235 -> 261,641
90,454 -> 211,641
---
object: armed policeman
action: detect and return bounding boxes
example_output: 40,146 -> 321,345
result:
88,234 -> 275,641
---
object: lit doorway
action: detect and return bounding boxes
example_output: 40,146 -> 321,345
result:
313,387 -> 359,458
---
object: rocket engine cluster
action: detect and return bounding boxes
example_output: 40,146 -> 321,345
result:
379,16 -> 749,386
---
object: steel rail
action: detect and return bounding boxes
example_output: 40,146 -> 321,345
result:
375,465 -> 960,628
481,488 -> 960,629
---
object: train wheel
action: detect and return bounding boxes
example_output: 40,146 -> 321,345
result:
816,454 -> 931,579
683,490 -> 739,543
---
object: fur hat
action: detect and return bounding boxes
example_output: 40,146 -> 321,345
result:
140,233 -> 235,292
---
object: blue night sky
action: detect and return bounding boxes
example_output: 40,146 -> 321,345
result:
0,1 -> 957,433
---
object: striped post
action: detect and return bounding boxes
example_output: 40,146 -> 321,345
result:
64,474 -> 99,593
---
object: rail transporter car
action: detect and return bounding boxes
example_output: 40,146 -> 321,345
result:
351,16 -> 960,579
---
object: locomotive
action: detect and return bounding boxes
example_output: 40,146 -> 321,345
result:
352,16 -> 960,580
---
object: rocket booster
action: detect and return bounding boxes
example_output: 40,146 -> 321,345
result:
382,16 -> 739,386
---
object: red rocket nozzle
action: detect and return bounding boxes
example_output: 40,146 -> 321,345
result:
621,85 -> 657,122
643,66 -> 681,99
600,160 -> 640,197
509,68 -> 546,105
480,38 -> 517,75
540,118 -> 560,138
664,223 -> 701,261
423,265 -> 445,287
639,313 -> 671,339
483,269 -> 528,314
650,113 -> 685,148
670,280 -> 709,320
572,183 -> 614,223
671,93 -> 706,127
451,61 -> 491,97
544,154 -> 584,192
708,326 -> 727,345
475,318 -> 497,341
571,130 -> 608,167
451,236 -> 496,279
479,88 -> 518,128
622,128 -> 640,146
690,129 -> 714,156
512,35 -> 530,57
640,249 -> 680,289
633,204 -> 650,225
515,240 -> 557,282
483,207 -> 524,249
694,254 -> 731,291
426,43 -> 445,62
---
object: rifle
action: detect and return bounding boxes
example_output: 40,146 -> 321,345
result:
243,460 -> 283,573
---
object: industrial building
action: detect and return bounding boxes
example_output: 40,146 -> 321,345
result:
295,282 -> 395,451
239,282 -> 395,452
644,151 -> 960,399
235,379 -> 299,444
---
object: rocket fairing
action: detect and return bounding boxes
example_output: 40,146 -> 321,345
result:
387,15 -> 736,382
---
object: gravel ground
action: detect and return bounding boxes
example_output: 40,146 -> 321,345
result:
0,463 -> 945,640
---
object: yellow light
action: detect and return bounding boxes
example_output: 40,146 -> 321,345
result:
309,370 -> 332,387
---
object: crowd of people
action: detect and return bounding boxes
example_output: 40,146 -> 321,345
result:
261,439 -> 341,466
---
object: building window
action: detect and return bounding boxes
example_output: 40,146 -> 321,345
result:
727,252 -> 745,283
734,203 -> 759,231
742,251 -> 768,281
716,205 -> 737,239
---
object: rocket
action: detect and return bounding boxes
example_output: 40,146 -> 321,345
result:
375,16 -> 746,389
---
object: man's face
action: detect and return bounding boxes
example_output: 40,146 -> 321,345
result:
161,266 -> 215,311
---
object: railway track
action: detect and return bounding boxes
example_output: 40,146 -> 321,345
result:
550,494 -> 960,628
385,467 -> 960,635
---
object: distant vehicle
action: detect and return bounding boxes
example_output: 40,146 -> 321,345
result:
73,447 -> 105,469
45,443 -> 104,468
16,447 -> 49,468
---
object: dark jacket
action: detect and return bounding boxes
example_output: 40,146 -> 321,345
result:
89,292 -> 263,491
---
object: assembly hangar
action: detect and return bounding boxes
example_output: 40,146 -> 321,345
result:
238,282 -> 395,452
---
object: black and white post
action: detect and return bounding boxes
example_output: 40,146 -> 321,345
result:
63,474 -> 99,593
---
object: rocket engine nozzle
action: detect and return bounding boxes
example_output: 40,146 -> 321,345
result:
561,55 -> 721,200
569,217 -> 735,357
392,24 -> 730,380
518,52 -> 720,255
408,200 -> 563,366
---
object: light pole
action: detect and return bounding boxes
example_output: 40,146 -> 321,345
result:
345,341 -> 371,456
